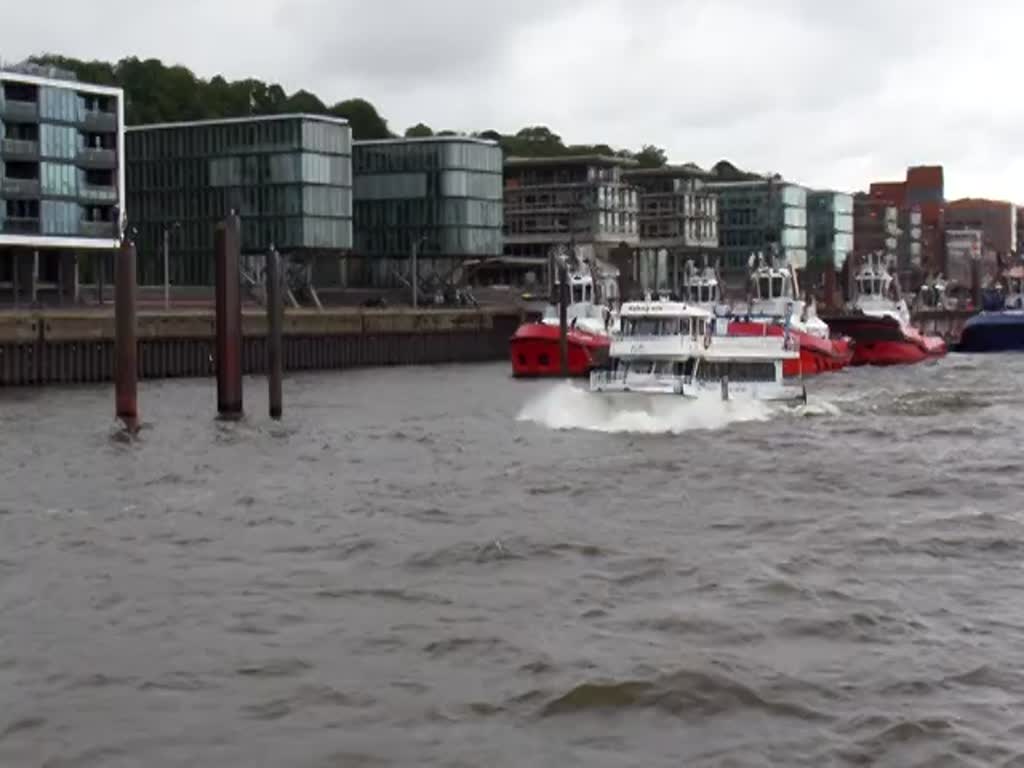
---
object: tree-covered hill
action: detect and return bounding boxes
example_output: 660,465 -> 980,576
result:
30,53 -> 671,166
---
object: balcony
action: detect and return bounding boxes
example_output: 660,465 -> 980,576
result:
0,217 -> 41,235
79,184 -> 118,202
82,110 -> 118,133
79,220 -> 117,238
0,138 -> 40,160
76,147 -> 117,170
0,99 -> 39,122
0,178 -> 41,198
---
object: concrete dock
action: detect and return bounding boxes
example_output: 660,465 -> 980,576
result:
0,306 -> 528,386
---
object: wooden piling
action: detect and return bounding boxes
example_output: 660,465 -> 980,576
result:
558,260 -> 569,377
114,239 -> 139,432
214,215 -> 243,419
266,247 -> 284,420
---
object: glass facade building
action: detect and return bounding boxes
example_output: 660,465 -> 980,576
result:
0,68 -> 123,249
502,155 -> 640,286
126,114 -> 352,285
807,191 -> 854,271
352,137 -> 503,287
706,180 -> 808,283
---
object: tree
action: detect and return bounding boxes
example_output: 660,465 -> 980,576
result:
404,123 -> 434,137
634,144 -> 668,168
329,98 -> 391,140
284,89 -> 327,114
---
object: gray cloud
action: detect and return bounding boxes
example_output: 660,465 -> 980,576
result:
3,0 -> 1021,199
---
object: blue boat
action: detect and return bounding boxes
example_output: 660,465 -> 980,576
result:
955,268 -> 1024,352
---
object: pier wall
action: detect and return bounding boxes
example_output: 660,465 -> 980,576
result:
0,308 -> 526,386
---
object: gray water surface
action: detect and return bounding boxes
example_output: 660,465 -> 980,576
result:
1,356 -> 1023,767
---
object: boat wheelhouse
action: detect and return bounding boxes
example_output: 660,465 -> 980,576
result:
728,251 -> 853,376
852,255 -> 912,325
510,256 -> 620,377
822,254 -> 947,365
590,297 -> 806,403
680,259 -> 730,319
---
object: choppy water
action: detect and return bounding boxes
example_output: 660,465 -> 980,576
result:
1,355 -> 1023,767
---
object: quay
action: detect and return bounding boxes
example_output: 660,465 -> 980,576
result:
0,306 -> 527,387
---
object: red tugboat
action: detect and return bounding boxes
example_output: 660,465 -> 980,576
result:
822,254 -> 947,365
727,253 -> 854,377
510,258 -> 619,378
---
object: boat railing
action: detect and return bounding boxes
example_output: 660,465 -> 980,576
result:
708,334 -> 800,356
590,369 -> 690,390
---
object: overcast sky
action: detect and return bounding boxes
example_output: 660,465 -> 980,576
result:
5,0 -> 1022,201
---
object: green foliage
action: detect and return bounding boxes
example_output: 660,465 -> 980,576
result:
28,53 -> 671,160
327,98 -> 390,140
30,54 -> 389,139
634,144 -> 668,168
404,123 -> 434,138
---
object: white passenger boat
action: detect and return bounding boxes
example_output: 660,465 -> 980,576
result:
589,296 -> 806,403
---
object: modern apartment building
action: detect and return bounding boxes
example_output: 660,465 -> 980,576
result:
945,228 -> 984,287
126,114 -> 352,286
867,165 -> 945,280
0,64 -> 124,303
623,164 -> 718,292
806,191 -> 853,270
852,193 -> 925,291
946,198 -> 1017,264
706,178 -> 808,285
352,136 -> 503,288
503,154 -> 639,285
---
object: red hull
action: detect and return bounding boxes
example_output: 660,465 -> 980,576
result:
851,336 -> 947,366
822,314 -> 947,366
510,322 -> 609,377
727,321 -> 853,377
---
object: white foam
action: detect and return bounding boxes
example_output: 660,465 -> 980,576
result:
791,398 -> 842,418
515,381 -> 775,435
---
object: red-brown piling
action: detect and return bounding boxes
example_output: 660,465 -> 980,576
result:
265,247 -> 284,420
114,239 -> 139,432
214,215 -> 243,419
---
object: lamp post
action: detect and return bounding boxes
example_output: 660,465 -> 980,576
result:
163,221 -> 181,310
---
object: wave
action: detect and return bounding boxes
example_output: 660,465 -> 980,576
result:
539,668 -> 831,722
515,381 -> 774,434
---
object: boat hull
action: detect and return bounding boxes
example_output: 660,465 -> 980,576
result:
822,314 -> 947,366
727,321 -> 853,376
954,312 -> 1024,353
510,322 -> 609,377
589,377 -> 806,404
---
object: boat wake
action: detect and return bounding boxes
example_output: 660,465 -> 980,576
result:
515,381 -> 774,434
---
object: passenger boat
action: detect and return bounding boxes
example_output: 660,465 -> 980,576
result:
954,267 -> 1024,352
510,258 -> 618,377
589,296 -> 806,404
822,255 -> 947,365
727,253 -> 853,376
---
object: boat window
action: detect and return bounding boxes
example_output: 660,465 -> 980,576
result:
572,285 -> 584,304
627,360 -> 654,375
771,276 -> 784,298
757,276 -> 770,298
696,361 -> 776,382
